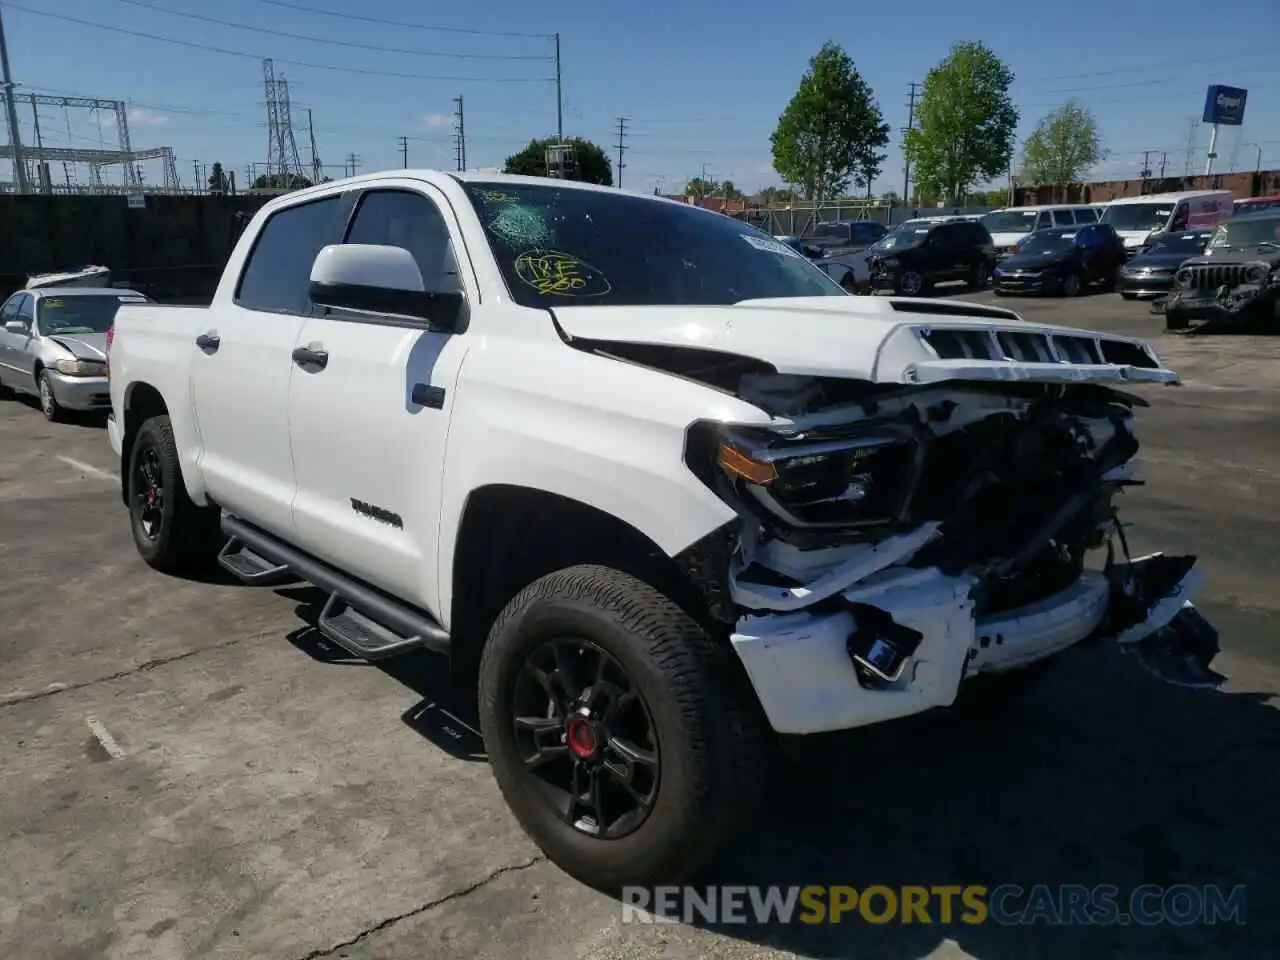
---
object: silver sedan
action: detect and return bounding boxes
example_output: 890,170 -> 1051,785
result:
0,286 -> 147,421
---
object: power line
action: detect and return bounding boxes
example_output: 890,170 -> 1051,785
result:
1029,53 -> 1277,83
253,0 -> 556,39
106,0 -> 550,61
615,116 -> 628,189
2,4 -> 552,83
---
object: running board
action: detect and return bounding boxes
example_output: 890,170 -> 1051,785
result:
220,515 -> 450,658
218,537 -> 294,584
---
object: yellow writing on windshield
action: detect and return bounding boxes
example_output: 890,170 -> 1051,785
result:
514,250 -> 610,297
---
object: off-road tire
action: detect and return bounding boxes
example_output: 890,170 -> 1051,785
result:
127,415 -> 222,573
1061,272 -> 1084,298
479,564 -> 769,891
952,658 -> 1055,717
966,262 -> 990,290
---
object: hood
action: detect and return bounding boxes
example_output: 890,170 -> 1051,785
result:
1183,245 -> 1280,266
47,332 -> 108,361
550,298 -> 1177,387
1126,250 -> 1195,270
1000,249 -> 1076,270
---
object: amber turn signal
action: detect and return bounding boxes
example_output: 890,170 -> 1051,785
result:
717,443 -> 777,485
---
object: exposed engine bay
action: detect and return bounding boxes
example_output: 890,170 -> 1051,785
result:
676,375 -> 1223,733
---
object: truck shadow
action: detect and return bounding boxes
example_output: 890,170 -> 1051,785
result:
275,582 -> 1277,958
685,642 -> 1280,959
278,584 -> 487,762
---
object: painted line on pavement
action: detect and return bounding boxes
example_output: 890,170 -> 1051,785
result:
57,456 -> 117,483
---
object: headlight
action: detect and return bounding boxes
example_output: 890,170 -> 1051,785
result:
708,426 -> 923,533
53,358 -> 107,377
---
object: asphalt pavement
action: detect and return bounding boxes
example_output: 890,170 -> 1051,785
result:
1,288 -> 1277,960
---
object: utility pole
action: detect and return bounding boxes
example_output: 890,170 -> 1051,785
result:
398,135 -> 408,169
1140,150 -> 1154,194
901,81 -> 919,206
554,33 -> 563,142
453,95 -> 466,172
0,3 -> 29,194
615,116 -> 628,189
1159,152 -> 1168,177
346,153 -> 359,177
1183,119 -> 1198,177
192,159 -> 200,191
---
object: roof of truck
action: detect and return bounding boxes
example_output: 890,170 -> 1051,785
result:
25,286 -> 145,299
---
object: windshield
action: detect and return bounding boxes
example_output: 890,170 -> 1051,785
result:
36,295 -> 130,334
981,210 -> 1039,234
461,182 -> 844,307
1210,216 -> 1280,249
1017,230 -> 1078,255
875,226 -> 932,252
1148,231 -> 1212,255
1101,203 -> 1173,232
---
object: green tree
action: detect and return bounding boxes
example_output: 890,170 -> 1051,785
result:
503,136 -> 613,185
684,176 -> 715,199
758,185 -> 796,204
717,180 -> 742,199
904,41 -> 1019,204
252,173 -> 313,190
770,42 -> 890,202
1019,101 -> 1104,195
207,162 -> 230,194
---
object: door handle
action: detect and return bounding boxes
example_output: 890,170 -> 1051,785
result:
196,331 -> 221,353
292,344 -> 329,370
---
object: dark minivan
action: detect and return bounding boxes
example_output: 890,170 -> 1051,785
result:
992,223 -> 1127,297
867,219 -> 997,295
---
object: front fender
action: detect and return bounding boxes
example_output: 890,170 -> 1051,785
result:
433,338 -> 772,629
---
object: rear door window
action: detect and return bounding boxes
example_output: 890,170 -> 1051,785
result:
235,196 -> 345,315
1074,207 -> 1098,223
1053,209 -> 1077,226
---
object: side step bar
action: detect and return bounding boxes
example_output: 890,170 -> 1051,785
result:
220,515 -> 450,660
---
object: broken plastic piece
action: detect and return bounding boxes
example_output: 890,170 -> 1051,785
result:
1129,604 -> 1225,689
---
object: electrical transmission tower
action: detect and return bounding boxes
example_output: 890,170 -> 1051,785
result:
615,116 -> 628,189
306,108 -> 322,183
263,58 -> 305,186
901,82 -> 919,204
453,96 -> 466,172
1183,119 -> 1199,177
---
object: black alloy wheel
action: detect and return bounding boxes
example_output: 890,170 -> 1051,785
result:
133,443 -> 166,542
514,638 -> 659,839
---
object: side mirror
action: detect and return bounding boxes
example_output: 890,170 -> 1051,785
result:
308,243 -> 465,332
4,320 -> 25,334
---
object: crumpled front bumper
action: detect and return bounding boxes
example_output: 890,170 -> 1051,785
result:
729,547 -> 1219,736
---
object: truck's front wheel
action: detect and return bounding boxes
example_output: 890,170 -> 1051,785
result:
479,564 -> 766,891
127,415 -> 222,573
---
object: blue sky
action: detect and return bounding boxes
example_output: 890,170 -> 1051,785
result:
3,0 -> 1278,195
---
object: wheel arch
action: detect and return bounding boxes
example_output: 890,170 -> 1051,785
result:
446,483 -> 737,697
118,381 -> 170,504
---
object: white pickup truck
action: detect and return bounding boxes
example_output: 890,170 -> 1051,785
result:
106,171 -> 1221,891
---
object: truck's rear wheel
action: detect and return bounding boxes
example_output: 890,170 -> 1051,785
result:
127,415 -> 222,573
479,564 -> 767,891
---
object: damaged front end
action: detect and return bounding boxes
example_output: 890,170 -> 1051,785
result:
680,378 -> 1223,735
1161,256 -> 1280,332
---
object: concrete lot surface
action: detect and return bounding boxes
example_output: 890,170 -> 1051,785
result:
1,289 -> 1277,960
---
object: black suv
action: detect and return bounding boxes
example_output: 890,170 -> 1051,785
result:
868,219 -> 997,295
1162,211 -> 1280,331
